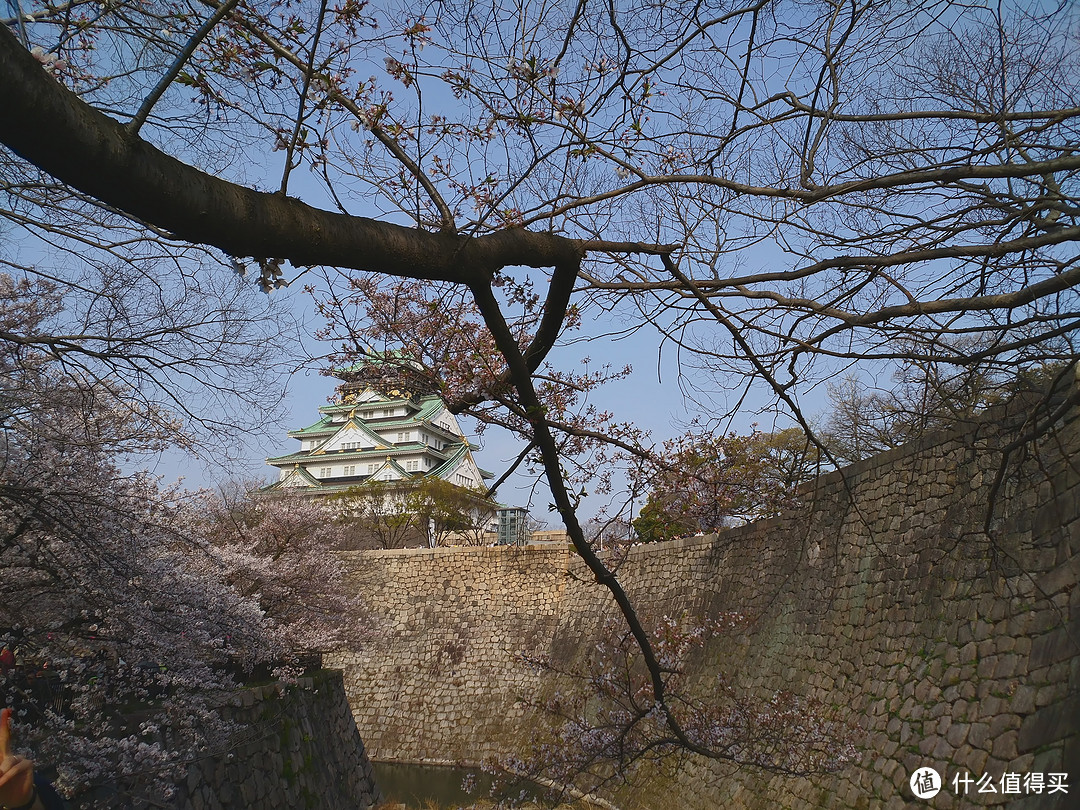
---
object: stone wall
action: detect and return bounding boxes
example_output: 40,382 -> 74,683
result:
331,545 -> 569,763
330,388 -> 1080,808
174,670 -> 380,810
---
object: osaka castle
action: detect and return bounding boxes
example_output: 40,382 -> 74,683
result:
265,366 -> 493,496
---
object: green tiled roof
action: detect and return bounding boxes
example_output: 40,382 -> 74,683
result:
268,439 -> 461,467
293,394 -> 453,435
320,397 -> 418,414
287,415 -> 335,438
429,443 -> 492,480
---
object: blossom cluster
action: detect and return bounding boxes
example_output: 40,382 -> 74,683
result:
509,613 -> 855,797
0,275 -> 366,805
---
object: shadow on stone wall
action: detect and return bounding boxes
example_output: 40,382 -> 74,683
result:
173,670 -> 380,810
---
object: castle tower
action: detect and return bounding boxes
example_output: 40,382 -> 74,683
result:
265,366 -> 493,497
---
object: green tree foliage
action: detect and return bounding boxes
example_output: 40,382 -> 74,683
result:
632,497 -> 696,544
337,477 -> 494,548
405,477 -> 494,546
633,429 -> 822,541
335,479 -> 424,550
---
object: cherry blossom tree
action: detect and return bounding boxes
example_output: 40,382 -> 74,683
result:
0,275 -> 269,803
0,276 -> 362,805
197,485 -> 370,656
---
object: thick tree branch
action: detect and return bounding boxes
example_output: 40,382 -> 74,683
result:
0,26 -> 595,281
523,261 -> 581,373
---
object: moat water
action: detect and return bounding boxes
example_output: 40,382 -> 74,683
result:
372,761 -> 556,808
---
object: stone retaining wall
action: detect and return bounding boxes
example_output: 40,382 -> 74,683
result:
331,546 -> 568,763
174,670 -> 380,810
330,389 -> 1080,808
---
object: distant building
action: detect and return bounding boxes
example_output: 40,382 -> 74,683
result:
496,507 -> 529,546
265,365 -> 496,543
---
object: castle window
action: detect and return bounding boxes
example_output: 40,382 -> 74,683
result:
406,460 -> 419,471
319,467 -> 332,478
343,465 -> 356,476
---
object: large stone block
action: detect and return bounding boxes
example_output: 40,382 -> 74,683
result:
1018,692 -> 1080,753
